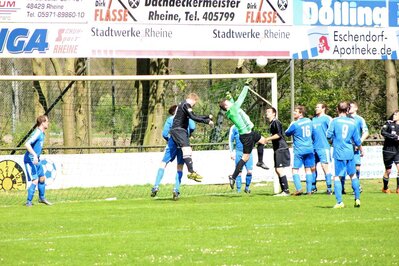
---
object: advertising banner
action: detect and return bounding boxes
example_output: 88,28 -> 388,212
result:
0,0 -> 398,59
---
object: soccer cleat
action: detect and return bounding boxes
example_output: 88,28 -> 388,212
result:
228,175 -> 235,190
342,189 -> 347,195
25,201 -> 33,207
274,191 -> 290,197
354,199 -> 361,208
151,187 -> 159,197
244,187 -> 251,194
312,187 -> 318,194
326,190 -> 333,195
256,162 -> 269,170
292,190 -> 303,196
172,191 -> 180,201
382,188 -> 391,194
333,202 -> 345,209
187,172 -> 203,182
38,198 -> 52,206
359,186 -> 363,193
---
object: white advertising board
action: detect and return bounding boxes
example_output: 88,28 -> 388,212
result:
0,146 -> 389,191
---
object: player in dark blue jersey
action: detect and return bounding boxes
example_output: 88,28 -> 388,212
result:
24,115 -> 52,207
285,105 -> 315,195
311,103 -> 333,195
228,125 -> 253,193
265,107 -> 290,196
151,105 -> 196,200
380,110 -> 399,194
327,102 -> 363,208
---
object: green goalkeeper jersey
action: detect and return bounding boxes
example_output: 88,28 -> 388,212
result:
226,86 -> 254,135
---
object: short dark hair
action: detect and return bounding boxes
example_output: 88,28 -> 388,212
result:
36,115 -> 48,127
219,99 -> 228,111
295,105 -> 306,116
337,101 -> 349,114
168,105 -> 177,115
267,107 -> 277,114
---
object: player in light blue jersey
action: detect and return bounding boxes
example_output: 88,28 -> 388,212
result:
24,115 -> 52,207
311,103 -> 333,195
229,125 -> 253,193
151,105 -> 196,200
342,101 -> 369,193
285,105 -> 315,195
327,102 -> 363,209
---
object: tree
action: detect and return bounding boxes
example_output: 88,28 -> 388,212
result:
130,59 -> 168,149
50,58 -> 76,153
385,60 -> 398,118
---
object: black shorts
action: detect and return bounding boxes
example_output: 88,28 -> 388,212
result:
382,150 -> 399,169
239,131 -> 262,154
170,128 -> 190,148
274,148 -> 291,168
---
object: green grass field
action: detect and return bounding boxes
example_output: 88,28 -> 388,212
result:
1,179 -> 398,265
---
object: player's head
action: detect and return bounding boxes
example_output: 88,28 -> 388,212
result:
337,101 -> 349,115
266,107 -> 277,121
168,105 -> 178,115
36,115 -> 49,130
294,105 -> 306,119
186,93 -> 200,106
315,103 -> 327,116
348,101 -> 358,114
219,99 -> 232,111
388,110 -> 399,121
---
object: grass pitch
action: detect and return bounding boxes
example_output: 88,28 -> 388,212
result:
1,179 -> 398,265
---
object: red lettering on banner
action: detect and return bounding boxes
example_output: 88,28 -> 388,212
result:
245,11 -> 277,23
94,9 -> 128,21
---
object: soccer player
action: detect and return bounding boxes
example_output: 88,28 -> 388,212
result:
228,125 -> 253,193
342,101 -> 369,193
285,105 -> 315,195
327,101 -> 363,208
151,105 -> 196,200
219,85 -> 269,189
311,103 -> 333,195
265,107 -> 290,196
24,115 -> 52,207
380,110 -> 399,194
169,92 -> 214,183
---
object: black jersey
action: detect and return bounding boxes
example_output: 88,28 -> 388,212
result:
171,100 -> 210,130
269,118 -> 289,151
381,120 -> 399,153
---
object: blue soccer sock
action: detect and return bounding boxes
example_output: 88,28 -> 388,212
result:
341,176 -> 346,191
334,179 -> 343,204
236,176 -> 242,192
154,168 -> 165,188
306,174 -> 313,193
38,182 -> 45,199
351,178 -> 360,200
325,173 -> 332,190
312,171 -> 317,190
245,173 -> 252,188
174,171 -> 183,192
27,183 -> 37,202
293,174 -> 302,191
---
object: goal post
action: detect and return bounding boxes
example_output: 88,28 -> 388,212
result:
0,73 -> 281,202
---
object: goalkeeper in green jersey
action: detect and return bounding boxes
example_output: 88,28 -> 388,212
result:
219,85 -> 269,189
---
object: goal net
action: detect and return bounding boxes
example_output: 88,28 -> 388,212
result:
0,73 -> 279,205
